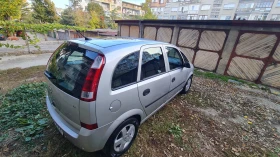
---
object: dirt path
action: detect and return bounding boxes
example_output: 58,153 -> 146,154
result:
0,53 -> 51,70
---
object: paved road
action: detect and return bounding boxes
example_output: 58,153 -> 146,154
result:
0,33 -> 63,54
0,53 -> 52,70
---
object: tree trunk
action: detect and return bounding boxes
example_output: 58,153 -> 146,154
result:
44,33 -> 48,41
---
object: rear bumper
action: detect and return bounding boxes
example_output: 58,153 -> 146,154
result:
46,96 -> 111,152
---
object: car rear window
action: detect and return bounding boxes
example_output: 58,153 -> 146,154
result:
46,42 -> 99,98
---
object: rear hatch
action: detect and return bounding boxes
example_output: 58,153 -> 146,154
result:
45,42 -> 99,126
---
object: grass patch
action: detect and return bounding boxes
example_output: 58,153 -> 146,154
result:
0,66 -> 46,94
0,82 -> 48,142
194,69 -> 245,83
194,69 -> 269,91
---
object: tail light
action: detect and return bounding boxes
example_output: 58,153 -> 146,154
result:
81,55 -> 105,102
81,122 -> 98,130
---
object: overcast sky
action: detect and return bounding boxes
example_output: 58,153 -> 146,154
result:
52,0 -> 145,9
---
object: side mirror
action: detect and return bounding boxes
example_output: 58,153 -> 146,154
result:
183,62 -> 191,68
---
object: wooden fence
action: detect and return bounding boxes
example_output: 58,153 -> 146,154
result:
115,20 -> 280,89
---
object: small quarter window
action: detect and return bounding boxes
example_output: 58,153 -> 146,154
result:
112,51 -> 139,89
166,47 -> 183,70
180,51 -> 189,63
141,47 -> 166,80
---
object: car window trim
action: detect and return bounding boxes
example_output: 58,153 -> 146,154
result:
139,71 -> 168,83
111,82 -> 138,91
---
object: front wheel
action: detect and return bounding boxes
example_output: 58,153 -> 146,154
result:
103,117 -> 139,157
181,76 -> 192,94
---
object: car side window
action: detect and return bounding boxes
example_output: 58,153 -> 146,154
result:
112,51 -> 139,89
141,47 -> 166,80
166,47 -> 183,70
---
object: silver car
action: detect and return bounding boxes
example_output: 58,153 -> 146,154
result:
45,38 -> 194,157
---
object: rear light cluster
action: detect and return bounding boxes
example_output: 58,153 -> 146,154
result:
80,55 -> 105,130
81,55 -> 105,102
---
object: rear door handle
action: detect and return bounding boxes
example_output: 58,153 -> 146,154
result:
143,89 -> 150,96
172,77 -> 176,82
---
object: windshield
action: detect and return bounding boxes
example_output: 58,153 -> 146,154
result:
45,42 -> 99,98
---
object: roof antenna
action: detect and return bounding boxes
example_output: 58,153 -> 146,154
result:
76,30 -> 91,40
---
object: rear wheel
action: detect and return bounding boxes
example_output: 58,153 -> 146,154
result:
181,76 -> 192,94
103,117 -> 139,157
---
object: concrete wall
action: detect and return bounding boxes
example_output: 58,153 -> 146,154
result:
116,20 -> 280,89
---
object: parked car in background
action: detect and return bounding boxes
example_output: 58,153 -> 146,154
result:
0,34 -> 6,41
45,37 -> 194,157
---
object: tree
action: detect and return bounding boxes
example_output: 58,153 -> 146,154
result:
142,0 -> 157,19
32,0 -> 59,23
86,2 -> 106,28
88,11 -> 100,29
73,9 -> 90,27
69,0 -> 82,10
0,0 -> 23,20
20,0 -> 31,22
108,9 -> 119,29
60,7 -> 75,26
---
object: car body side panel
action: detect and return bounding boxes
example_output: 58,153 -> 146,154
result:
95,45 -> 145,127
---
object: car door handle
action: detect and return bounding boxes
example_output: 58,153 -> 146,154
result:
172,77 -> 176,82
143,89 -> 150,96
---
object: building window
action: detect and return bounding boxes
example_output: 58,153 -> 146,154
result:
171,7 -> 178,12
256,2 -> 273,8
220,15 -> 231,20
271,14 -> 280,21
238,3 -> 254,9
152,0 -> 158,2
160,0 -> 164,4
199,15 -> 208,20
189,5 -> 199,11
201,5 -> 211,10
187,15 -> 198,20
277,0 -> 280,7
224,3 -> 235,10
112,52 -> 139,89
170,15 -> 177,19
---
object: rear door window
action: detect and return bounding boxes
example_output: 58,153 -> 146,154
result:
112,51 -> 140,89
141,47 -> 166,80
46,42 -> 99,98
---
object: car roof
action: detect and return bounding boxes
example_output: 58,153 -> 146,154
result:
70,37 -> 168,54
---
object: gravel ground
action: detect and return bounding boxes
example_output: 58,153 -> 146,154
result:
0,68 -> 280,157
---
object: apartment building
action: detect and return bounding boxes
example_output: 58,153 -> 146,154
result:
151,0 -> 280,21
150,0 -> 168,19
235,0 -> 275,20
122,1 -> 143,16
268,0 -> 280,20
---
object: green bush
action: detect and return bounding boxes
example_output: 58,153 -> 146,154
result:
0,82 -> 48,142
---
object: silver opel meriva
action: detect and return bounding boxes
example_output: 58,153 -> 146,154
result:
45,37 -> 194,157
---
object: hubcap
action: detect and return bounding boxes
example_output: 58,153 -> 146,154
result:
185,78 -> 191,92
114,124 -> 135,152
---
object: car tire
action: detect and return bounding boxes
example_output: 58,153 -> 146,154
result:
181,76 -> 192,94
103,117 -> 139,157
